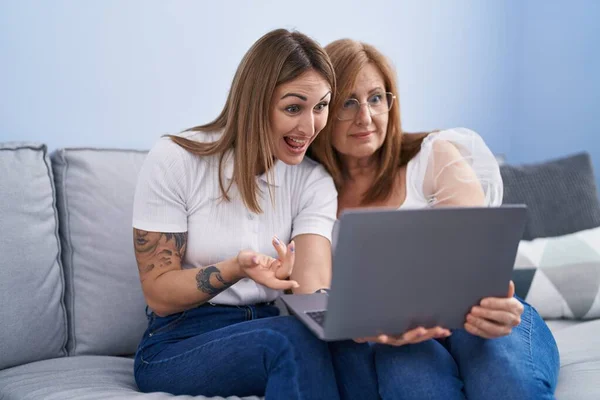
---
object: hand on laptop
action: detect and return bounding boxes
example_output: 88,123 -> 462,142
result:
464,280 -> 524,339
236,236 -> 298,291
354,326 -> 452,346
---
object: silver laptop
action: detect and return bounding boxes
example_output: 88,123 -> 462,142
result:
281,205 -> 527,341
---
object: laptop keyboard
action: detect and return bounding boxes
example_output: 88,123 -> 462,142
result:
306,310 -> 326,327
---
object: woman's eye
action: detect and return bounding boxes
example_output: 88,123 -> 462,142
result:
285,105 -> 300,114
368,94 -> 383,104
314,102 -> 329,112
342,99 -> 357,109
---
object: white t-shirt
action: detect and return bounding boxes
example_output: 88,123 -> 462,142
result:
132,131 -> 338,306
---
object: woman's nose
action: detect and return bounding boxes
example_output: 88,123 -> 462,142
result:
299,112 -> 316,135
355,103 -> 372,126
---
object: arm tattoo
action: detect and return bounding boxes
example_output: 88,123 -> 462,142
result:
196,266 -> 233,295
164,233 -> 187,255
133,229 -> 187,277
139,263 -> 155,274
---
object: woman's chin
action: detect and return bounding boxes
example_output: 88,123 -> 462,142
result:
277,152 -> 305,165
275,142 -> 308,165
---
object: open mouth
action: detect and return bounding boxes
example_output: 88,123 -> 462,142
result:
283,136 -> 309,153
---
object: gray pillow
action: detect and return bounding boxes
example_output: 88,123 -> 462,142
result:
501,152 -> 600,240
0,142 -> 68,369
52,148 -> 149,356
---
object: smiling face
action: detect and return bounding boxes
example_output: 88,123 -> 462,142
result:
331,63 -> 389,164
270,69 -> 332,165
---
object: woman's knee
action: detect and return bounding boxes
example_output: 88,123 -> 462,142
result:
455,332 -> 557,399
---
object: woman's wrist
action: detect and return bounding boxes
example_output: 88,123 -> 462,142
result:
233,253 -> 247,280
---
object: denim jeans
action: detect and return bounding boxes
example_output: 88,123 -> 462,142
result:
134,303 -> 340,400
329,299 -> 560,400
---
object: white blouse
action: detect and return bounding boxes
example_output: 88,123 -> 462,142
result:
132,131 -> 338,305
402,127 -> 503,209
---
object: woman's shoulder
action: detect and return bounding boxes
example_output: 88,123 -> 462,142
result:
177,130 -> 222,143
147,131 -> 222,165
409,127 -> 493,167
406,127 -> 502,206
421,127 -> 484,148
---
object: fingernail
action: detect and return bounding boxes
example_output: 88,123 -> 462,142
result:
252,256 -> 258,264
290,241 -> 295,253
272,236 -> 280,245
292,282 -> 300,288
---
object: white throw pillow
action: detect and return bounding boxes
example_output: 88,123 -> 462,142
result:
514,226 -> 600,319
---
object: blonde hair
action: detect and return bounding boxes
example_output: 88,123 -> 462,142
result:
169,29 -> 335,213
309,39 -> 428,204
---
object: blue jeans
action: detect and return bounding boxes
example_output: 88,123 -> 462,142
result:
329,300 -> 560,400
134,303 -> 340,399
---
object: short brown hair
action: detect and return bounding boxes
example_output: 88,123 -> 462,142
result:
309,39 -> 428,204
169,29 -> 335,213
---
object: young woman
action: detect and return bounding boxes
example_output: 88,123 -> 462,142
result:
310,39 -> 560,400
132,29 -> 341,399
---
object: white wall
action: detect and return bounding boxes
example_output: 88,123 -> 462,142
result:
0,0 -> 516,154
511,1 -> 600,186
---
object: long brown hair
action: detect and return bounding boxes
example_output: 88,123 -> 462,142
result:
168,29 -> 335,213
309,39 -> 429,205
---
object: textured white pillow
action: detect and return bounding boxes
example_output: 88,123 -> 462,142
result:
514,226 -> 600,319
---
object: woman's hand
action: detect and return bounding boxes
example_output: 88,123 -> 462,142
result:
465,280 -> 524,339
354,326 -> 451,346
237,236 -> 298,291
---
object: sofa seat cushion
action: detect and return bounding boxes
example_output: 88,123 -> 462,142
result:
545,319 -> 581,333
0,356 -> 262,400
553,319 -> 600,399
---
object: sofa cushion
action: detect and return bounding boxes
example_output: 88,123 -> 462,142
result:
0,356 -> 261,400
500,152 -> 600,240
51,148 -> 150,356
0,142 -> 67,370
545,319 -> 582,333
514,226 -> 600,319
553,319 -> 600,400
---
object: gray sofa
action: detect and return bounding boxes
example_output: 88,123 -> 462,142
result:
1,142 -> 599,400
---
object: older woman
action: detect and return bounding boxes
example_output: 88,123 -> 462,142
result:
309,39 -> 559,400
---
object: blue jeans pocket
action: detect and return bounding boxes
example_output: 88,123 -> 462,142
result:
148,311 -> 188,337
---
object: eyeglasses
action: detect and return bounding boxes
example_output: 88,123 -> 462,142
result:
336,92 -> 395,121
